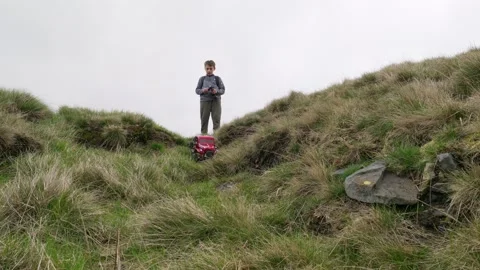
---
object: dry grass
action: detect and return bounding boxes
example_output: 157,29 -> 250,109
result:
2,49 -> 480,269
0,233 -> 58,269
58,106 -> 184,151
135,196 -> 214,249
428,221 -> 480,269
0,156 -> 105,237
331,207 -> 433,269
448,165 -> 480,221
215,111 -> 263,147
0,88 -> 53,121
0,112 -> 43,162
72,153 -> 172,205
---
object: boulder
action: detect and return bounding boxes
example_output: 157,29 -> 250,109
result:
344,161 -> 418,205
437,153 -> 457,172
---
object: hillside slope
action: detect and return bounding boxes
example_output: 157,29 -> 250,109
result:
2,48 -> 480,269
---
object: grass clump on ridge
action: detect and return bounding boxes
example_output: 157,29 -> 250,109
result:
215,111 -> 262,147
0,88 -> 53,121
453,53 -> 480,99
59,106 -> 185,151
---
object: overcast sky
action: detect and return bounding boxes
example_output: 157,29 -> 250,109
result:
1,0 -> 479,136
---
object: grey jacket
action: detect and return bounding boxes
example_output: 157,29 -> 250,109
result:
195,75 -> 225,101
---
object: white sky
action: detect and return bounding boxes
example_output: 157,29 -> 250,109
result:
1,0 -> 479,136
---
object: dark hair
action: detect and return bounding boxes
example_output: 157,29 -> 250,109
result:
204,60 -> 216,68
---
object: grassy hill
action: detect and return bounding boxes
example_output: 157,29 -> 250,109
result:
2,48 -> 480,269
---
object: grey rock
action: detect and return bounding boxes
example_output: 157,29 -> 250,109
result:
437,153 -> 457,172
344,161 -> 418,205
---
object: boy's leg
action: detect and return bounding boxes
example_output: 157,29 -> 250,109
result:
211,99 -> 222,133
200,101 -> 212,134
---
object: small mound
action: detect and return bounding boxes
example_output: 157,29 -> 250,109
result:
215,112 -> 261,147
59,106 -> 184,151
0,126 -> 42,161
72,154 -> 170,205
0,88 -> 53,121
246,127 -> 292,171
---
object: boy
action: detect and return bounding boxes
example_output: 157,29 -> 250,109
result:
195,60 -> 226,135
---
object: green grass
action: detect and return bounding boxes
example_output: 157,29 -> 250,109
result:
44,236 -> 96,270
386,142 -> 425,175
453,53 -> 480,99
397,69 -> 418,83
0,88 -> 53,121
0,174 -> 8,185
2,49 -> 480,269
353,72 -> 378,88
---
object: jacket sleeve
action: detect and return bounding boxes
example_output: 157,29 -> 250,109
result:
195,76 -> 204,95
216,76 -> 225,95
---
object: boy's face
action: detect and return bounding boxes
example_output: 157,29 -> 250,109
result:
205,65 -> 215,75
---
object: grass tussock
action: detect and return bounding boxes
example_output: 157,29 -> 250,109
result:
0,111 -> 43,162
59,106 -> 184,151
2,49 -> 480,268
0,126 -> 42,162
448,165 -> 480,220
73,153 -> 171,205
136,196 -> 214,249
0,88 -> 53,121
135,195 -> 264,253
288,147 -> 343,200
331,207 -> 433,269
453,52 -> 480,99
246,125 -> 292,171
0,234 -> 58,270
0,156 -> 105,245
266,91 -> 310,114
429,221 -> 480,269
215,111 -> 262,147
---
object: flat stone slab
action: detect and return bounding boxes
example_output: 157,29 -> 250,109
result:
344,161 -> 418,205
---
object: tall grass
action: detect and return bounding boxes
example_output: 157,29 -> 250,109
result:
0,88 -> 53,121
1,49 -> 480,269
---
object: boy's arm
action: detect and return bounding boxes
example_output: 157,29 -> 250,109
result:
195,76 -> 204,95
216,76 -> 225,95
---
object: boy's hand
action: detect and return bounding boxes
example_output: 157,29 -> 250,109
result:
202,88 -> 209,93
211,89 -> 217,94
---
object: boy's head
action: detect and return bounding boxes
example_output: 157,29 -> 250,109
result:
204,60 -> 216,75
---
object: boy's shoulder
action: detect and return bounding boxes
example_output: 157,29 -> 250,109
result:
199,74 -> 222,79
